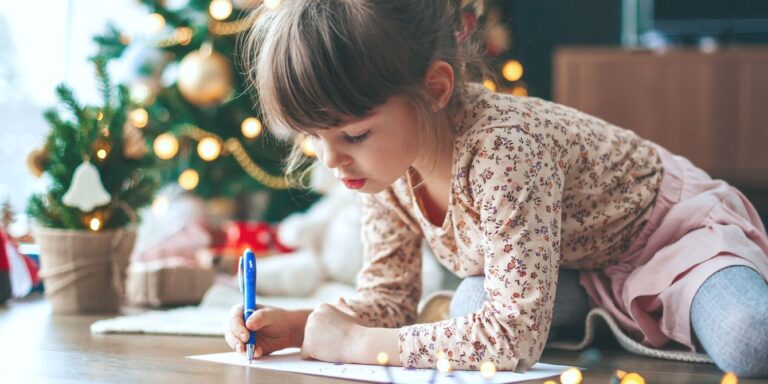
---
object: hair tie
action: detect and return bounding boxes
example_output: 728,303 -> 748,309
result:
454,9 -> 478,44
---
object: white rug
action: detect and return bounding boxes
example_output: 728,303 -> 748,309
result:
90,282 -> 356,336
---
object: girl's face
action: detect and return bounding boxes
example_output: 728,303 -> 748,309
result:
310,96 -> 423,194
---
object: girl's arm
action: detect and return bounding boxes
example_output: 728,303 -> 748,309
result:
355,326 -> 401,365
299,191 -> 424,364
397,132 -> 564,371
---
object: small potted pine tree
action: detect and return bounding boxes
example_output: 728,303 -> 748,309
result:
26,59 -> 159,313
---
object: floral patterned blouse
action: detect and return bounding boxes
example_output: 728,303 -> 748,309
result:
338,84 -> 663,371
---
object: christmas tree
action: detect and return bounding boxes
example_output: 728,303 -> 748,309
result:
92,0 -> 317,223
26,59 -> 160,231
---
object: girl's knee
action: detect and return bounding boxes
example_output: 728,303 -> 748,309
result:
695,296 -> 768,378
691,266 -> 768,377
450,276 -> 486,318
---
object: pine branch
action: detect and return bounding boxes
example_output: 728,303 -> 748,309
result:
94,58 -> 113,113
91,24 -> 129,61
55,84 -> 86,126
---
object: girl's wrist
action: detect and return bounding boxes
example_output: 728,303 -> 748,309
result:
347,326 -> 401,365
287,308 -> 312,348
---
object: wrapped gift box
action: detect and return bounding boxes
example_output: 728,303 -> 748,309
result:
126,259 -> 215,307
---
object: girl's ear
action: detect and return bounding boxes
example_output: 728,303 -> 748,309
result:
424,60 -> 455,111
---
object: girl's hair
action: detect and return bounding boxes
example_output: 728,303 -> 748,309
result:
239,0 -> 488,183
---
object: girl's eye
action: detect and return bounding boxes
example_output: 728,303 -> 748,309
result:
343,130 -> 371,144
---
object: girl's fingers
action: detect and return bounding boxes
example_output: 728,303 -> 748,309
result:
245,308 -> 273,330
229,303 -> 244,317
224,330 -> 235,349
229,316 -> 250,343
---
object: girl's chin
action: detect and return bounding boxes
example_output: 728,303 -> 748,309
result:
355,181 -> 387,194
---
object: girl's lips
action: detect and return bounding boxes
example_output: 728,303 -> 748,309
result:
342,178 -> 366,189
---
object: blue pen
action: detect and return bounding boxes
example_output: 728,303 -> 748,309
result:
238,248 -> 257,364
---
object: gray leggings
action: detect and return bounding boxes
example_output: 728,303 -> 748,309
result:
450,266 -> 768,378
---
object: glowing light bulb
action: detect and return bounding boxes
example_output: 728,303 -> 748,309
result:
89,217 -> 102,231
178,169 -> 200,190
130,83 -> 152,105
560,367 -> 583,384
482,79 -> 497,92
209,0 -> 233,20
197,137 -> 221,161
264,0 -> 281,9
376,352 -> 389,365
119,33 -> 132,45
176,27 -> 193,46
151,196 -> 170,217
96,149 -> 108,160
153,133 -> 179,160
620,372 -> 646,384
147,13 -> 166,33
721,372 -> 738,384
479,361 -> 496,379
129,108 -> 149,128
96,111 -> 104,121
241,117 -> 263,139
436,357 -> 451,373
512,85 -> 528,97
301,136 -> 316,157
502,60 -> 524,82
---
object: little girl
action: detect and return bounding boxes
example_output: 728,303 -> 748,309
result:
225,0 -> 768,377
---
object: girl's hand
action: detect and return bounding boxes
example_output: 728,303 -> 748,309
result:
224,304 -> 302,358
300,303 -> 365,362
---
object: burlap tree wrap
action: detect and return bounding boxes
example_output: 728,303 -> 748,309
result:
35,227 -> 136,314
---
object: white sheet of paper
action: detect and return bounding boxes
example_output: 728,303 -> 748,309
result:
188,348 -> 576,383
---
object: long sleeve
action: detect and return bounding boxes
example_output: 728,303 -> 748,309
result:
338,191 -> 424,328
398,129 -> 564,371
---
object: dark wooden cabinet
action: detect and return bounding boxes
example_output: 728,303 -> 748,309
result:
553,47 -> 768,188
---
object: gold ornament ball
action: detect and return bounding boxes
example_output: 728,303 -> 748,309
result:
177,49 -> 234,107
27,148 -> 48,177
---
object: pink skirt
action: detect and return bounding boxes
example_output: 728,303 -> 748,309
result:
579,144 -> 768,351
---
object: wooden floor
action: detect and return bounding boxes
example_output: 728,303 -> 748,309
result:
1,296 -> 764,384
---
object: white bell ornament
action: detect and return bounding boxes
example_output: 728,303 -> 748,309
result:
62,160 -> 112,212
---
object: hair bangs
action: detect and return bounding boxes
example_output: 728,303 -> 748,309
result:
246,0 -> 427,137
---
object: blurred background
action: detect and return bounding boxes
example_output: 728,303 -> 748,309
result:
1,0 -> 767,308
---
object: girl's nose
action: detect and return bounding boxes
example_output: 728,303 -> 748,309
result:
318,141 -> 351,169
